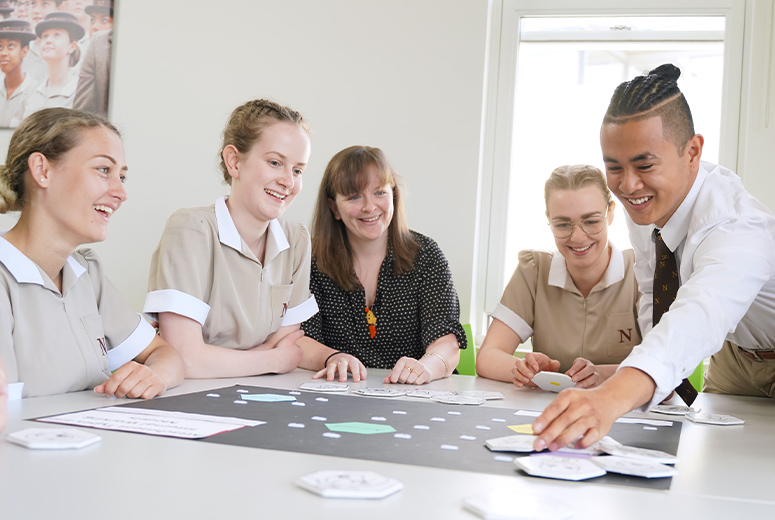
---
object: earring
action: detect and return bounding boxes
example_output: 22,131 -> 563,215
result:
40,178 -> 45,182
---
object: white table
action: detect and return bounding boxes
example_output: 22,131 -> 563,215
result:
2,370 -> 774,519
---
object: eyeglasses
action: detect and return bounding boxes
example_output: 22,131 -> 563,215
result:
548,208 -> 608,239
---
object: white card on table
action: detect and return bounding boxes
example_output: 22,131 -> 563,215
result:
514,455 -> 606,481
431,394 -> 485,405
295,470 -> 402,499
650,405 -> 697,416
351,387 -> 406,397
531,372 -> 575,393
485,435 -> 539,453
405,389 -> 455,399
591,455 -> 678,478
299,382 -> 350,392
686,412 -> 744,425
6,427 -> 101,450
456,390 -> 505,400
599,444 -> 679,464
463,492 -> 573,520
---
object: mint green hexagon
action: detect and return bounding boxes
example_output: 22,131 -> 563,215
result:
325,422 -> 396,435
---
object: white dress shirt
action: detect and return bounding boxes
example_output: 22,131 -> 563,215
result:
619,161 -> 775,409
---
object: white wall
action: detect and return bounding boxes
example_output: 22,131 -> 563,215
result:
0,0 -> 490,320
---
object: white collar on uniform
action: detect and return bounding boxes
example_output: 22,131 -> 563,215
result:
657,162 -> 709,251
0,235 -> 85,285
547,242 -> 625,291
214,196 -> 290,256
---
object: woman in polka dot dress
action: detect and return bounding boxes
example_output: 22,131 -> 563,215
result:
299,146 -> 466,385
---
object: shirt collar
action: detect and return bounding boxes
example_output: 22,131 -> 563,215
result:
214,196 -> 290,261
0,236 -> 86,286
547,243 -> 624,291
658,163 -> 709,251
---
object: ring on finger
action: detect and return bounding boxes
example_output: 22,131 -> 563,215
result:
338,358 -> 348,364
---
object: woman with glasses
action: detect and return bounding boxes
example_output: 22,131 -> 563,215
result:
476,164 -> 640,389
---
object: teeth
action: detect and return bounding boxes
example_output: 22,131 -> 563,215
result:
361,216 -> 379,222
628,196 -> 651,205
265,189 -> 286,200
94,205 -> 113,215
570,244 -> 592,252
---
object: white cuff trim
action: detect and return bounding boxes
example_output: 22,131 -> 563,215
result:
108,317 -> 156,372
143,289 -> 211,326
490,303 -> 533,341
281,295 -> 318,326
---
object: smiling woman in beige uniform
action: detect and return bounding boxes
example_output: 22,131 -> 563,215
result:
0,108 -> 184,399
145,99 -> 319,378
476,164 -> 640,389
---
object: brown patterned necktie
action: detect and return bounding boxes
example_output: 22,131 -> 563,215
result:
653,229 -> 698,405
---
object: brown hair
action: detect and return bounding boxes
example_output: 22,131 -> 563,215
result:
311,146 -> 420,291
544,164 -> 612,215
603,63 -> 695,154
0,107 -> 120,213
218,99 -> 310,185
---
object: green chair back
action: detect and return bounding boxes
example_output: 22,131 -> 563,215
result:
688,361 -> 704,392
456,323 -> 476,376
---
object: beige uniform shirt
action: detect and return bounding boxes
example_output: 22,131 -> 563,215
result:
0,239 -> 155,398
145,197 -> 318,349
491,246 -> 641,371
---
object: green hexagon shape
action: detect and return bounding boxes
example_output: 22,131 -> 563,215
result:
325,422 -> 396,435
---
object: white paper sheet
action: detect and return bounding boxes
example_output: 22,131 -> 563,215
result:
38,406 -> 264,439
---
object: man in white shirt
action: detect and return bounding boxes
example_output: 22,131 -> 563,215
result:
532,63 -> 775,452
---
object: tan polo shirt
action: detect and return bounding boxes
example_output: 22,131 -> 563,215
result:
0,239 -> 155,398
491,245 -> 641,371
144,197 -> 318,349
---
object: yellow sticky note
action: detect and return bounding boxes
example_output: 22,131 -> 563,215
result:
507,424 -> 534,434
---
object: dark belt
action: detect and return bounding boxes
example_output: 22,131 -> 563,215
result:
737,346 -> 775,361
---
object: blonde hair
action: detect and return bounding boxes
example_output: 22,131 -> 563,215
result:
218,99 -> 310,185
0,107 -> 119,213
311,146 -> 420,291
544,164 -> 612,215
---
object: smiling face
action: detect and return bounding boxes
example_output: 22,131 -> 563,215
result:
41,126 -> 128,248
602,116 -> 703,228
39,28 -> 76,63
0,38 -> 28,74
226,121 -> 310,226
547,184 -> 613,273
329,166 -> 395,247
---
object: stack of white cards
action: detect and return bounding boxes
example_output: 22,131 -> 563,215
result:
351,388 -> 406,397
456,390 -> 505,400
299,382 -> 350,392
686,412 -> 745,425
295,470 -> 402,499
6,428 -> 101,450
405,389 -> 456,399
514,455 -> 606,481
485,435 -> 540,453
430,394 -> 485,405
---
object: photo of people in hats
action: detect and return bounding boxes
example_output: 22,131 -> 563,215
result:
0,0 -> 116,127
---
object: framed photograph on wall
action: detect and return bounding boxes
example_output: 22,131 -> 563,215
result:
0,0 -> 114,128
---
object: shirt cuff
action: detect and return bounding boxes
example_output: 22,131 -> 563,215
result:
617,351 -> 675,411
108,317 -> 157,372
143,289 -> 211,326
281,295 -> 318,327
490,303 -> 533,341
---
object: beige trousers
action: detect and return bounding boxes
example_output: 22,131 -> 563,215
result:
704,340 -> 775,399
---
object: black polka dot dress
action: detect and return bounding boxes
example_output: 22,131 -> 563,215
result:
301,231 -> 467,368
